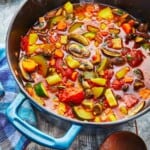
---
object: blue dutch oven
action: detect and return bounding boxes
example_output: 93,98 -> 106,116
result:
6,0 -> 150,149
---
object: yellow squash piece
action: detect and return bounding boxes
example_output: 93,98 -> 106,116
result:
28,33 -> 38,45
64,1 -> 73,13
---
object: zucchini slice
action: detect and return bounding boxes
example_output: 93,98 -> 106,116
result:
73,106 -> 94,120
34,82 -> 48,97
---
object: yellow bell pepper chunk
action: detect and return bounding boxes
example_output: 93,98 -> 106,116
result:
64,1 -> 73,14
27,45 -> 39,55
28,33 -> 38,45
98,7 -> 114,20
65,55 -> 80,69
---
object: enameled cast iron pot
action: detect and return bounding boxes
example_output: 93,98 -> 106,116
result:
6,0 -> 150,149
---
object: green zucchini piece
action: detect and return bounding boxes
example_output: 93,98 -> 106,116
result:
34,82 -> 48,97
105,88 -> 118,107
73,106 -> 94,120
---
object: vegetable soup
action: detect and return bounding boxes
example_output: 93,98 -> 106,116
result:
19,1 -> 150,122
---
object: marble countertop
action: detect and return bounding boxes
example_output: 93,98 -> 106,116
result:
0,1 -> 150,150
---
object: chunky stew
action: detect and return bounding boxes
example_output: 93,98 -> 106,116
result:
19,2 -> 150,122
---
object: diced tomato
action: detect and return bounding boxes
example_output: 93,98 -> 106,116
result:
64,67 -> 73,78
123,94 -> 139,108
104,69 -> 114,80
111,79 -> 124,90
58,87 -> 85,104
20,36 -> 29,51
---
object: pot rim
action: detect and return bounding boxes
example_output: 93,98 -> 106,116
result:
6,0 -> 150,126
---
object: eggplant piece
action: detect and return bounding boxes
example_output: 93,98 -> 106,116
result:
128,101 -> 145,116
111,57 -> 126,66
19,57 -> 33,82
68,43 -> 90,58
68,34 -> 89,46
73,106 -> 94,120
133,79 -> 145,90
101,48 -> 121,57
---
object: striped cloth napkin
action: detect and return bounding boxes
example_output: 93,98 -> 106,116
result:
0,47 -> 37,150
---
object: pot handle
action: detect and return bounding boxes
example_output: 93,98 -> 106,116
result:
6,93 -> 82,149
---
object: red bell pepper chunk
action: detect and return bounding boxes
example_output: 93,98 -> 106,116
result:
58,87 -> 85,104
20,36 -> 29,51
